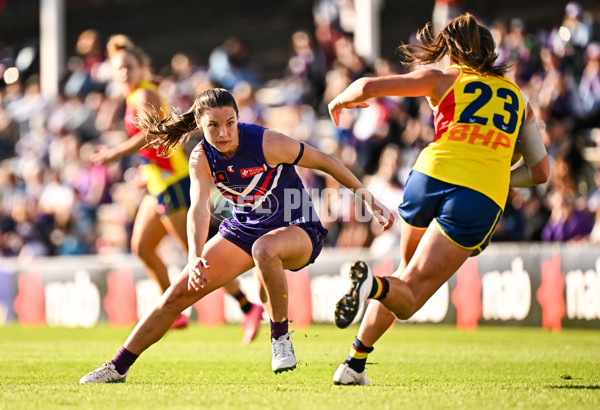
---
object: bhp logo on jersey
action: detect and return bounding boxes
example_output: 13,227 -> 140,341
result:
447,124 -> 512,150
240,165 -> 267,178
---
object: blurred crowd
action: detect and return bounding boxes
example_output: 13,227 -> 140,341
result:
1,0 -> 600,260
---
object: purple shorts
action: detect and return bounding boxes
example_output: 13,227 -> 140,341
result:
218,219 -> 328,271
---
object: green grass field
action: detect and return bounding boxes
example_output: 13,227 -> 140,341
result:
1,323 -> 599,409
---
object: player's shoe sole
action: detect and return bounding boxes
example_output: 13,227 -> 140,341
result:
79,363 -> 128,384
332,363 -> 370,386
273,364 -> 297,374
334,261 -> 372,329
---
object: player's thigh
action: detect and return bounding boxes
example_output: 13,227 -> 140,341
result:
396,220 -> 427,277
131,195 -> 167,251
252,225 -> 314,271
168,235 -> 255,302
161,208 -> 188,252
401,223 -> 471,312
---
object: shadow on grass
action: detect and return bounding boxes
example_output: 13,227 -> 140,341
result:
549,385 -> 600,390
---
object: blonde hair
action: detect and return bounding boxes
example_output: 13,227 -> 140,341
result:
106,34 -> 151,69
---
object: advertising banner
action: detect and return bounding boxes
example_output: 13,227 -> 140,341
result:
1,243 -> 599,329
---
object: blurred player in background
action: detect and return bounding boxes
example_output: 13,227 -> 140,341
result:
327,13 -> 550,385
91,35 -> 263,340
79,87 -> 393,383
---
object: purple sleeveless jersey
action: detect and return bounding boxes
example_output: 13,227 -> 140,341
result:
201,122 -> 321,227
200,123 -> 327,264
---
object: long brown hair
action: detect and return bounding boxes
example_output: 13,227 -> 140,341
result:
134,88 -> 240,153
397,13 -> 509,76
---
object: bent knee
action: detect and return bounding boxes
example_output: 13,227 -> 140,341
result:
131,238 -> 155,260
395,308 -> 415,321
130,238 -> 143,258
251,239 -> 279,264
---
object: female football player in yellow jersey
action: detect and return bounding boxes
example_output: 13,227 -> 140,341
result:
91,35 -> 264,340
327,14 -> 550,385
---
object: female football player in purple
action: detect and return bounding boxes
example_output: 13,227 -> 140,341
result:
93,35 -> 264,339
327,13 -> 550,385
79,87 -> 394,383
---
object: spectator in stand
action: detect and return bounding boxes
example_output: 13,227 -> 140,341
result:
532,47 -> 582,123
75,29 -> 108,84
492,189 -> 526,242
542,190 -> 594,241
587,167 -> 600,213
588,205 -> 600,243
501,18 -> 538,85
549,141 -> 596,197
365,144 -> 404,255
521,189 -> 552,241
332,35 -> 369,81
549,1 -> 592,74
232,81 -> 264,125
312,0 -> 345,70
577,42 -> 600,130
158,52 -> 211,113
321,64 -> 353,116
0,90 -> 19,160
5,75 -> 48,137
208,37 -> 259,90
285,29 -> 326,108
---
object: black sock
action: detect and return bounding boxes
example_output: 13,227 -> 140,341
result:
233,291 -> 252,314
344,337 -> 374,373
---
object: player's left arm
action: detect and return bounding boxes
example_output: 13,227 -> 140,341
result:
510,103 -> 550,187
263,129 -> 394,230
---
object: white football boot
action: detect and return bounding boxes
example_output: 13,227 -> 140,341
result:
271,331 -> 296,373
332,363 -> 370,386
334,261 -> 373,328
79,362 -> 128,384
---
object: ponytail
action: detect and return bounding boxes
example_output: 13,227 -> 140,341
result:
397,14 -> 510,76
134,105 -> 198,154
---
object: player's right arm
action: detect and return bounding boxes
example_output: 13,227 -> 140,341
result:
186,143 -> 213,291
328,68 -> 452,126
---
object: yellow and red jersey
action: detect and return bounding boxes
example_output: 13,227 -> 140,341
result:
124,80 -> 189,196
413,65 -> 527,209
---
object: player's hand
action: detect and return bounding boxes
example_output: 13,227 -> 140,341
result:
366,196 -> 395,231
90,145 -> 115,165
327,97 -> 369,127
355,189 -> 395,231
187,257 -> 210,291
